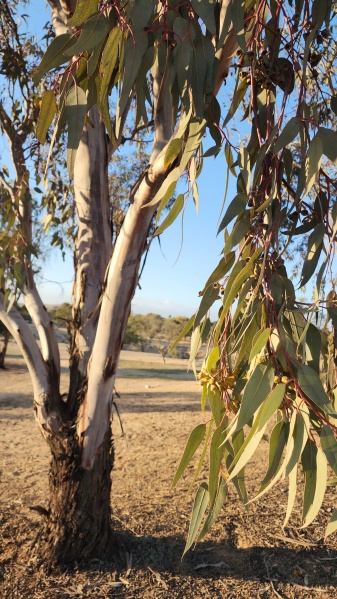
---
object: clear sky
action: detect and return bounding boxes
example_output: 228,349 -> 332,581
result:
1,0 -> 237,319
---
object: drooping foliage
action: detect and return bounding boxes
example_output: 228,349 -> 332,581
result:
21,0 -> 337,551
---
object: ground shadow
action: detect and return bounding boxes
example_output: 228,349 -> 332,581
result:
0,392 -> 202,414
77,524 -> 337,591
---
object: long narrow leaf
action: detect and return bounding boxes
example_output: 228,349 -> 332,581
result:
183,483 -> 209,556
172,423 -> 206,488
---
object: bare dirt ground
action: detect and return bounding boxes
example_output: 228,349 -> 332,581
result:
1,341 -> 337,598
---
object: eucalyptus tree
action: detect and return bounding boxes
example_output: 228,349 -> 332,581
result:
1,0 -> 337,566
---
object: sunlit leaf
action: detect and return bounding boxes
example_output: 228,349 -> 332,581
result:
325,510 -> 337,539
209,422 -> 226,505
36,90 -> 57,144
154,194 -> 184,236
164,138 -> 183,170
67,0 -> 98,26
320,425 -> 337,475
236,362 -> 274,431
249,328 -> 271,362
172,423 -> 206,488
283,464 -> 297,528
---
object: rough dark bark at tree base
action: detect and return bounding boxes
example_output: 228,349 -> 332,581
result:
31,426 -> 114,567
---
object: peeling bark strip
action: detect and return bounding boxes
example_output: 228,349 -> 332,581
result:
103,355 -> 115,381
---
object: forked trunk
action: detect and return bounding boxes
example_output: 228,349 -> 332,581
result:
34,419 -> 114,565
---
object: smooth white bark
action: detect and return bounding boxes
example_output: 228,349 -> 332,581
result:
72,106 -> 112,375
0,292 -> 52,433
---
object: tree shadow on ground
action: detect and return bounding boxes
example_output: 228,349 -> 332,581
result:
109,527 -> 337,590
0,392 -> 202,413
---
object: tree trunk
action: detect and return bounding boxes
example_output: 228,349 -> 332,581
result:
34,424 -> 114,565
0,328 -> 10,368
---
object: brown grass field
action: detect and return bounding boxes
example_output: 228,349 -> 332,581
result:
1,341 -> 337,598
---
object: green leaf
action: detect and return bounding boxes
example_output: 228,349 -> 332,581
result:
327,306 -> 337,328
301,441 -> 327,528
67,0 -> 98,27
200,252 -> 235,294
194,284 -> 219,329
164,138 -> 183,170
168,314 -> 194,354
217,193 -> 247,235
317,127 -> 337,165
296,362 -> 333,414
259,421 -> 288,495
208,388 -> 223,427
197,478 -> 227,542
65,14 -> 109,56
231,430 -> 248,504
222,248 -> 263,320
32,33 -> 74,84
131,0 -> 154,30
284,407 -> 310,477
191,0 -> 216,35
205,346 -> 220,373
99,27 -> 121,101
331,97 -> 337,116
188,421 -> 214,490
36,91 -> 57,144
118,30 -> 148,122
300,223 -> 325,287
305,323 -> 321,373
228,385 -> 284,480
231,0 -> 246,51
156,183 -> 177,224
273,117 -> 300,155
228,418 -> 268,481
236,362 -> 274,431
183,483 -> 209,555
249,328 -> 271,362
65,86 -> 87,178
321,425 -> 337,475
223,78 -> 249,126
303,135 -> 323,197
154,194 -> 184,236
223,211 -> 251,253
325,510 -> 337,539
283,464 -> 298,528
209,423 -> 226,505
172,423 -> 206,488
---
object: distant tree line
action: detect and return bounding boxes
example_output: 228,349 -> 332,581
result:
49,304 -> 190,357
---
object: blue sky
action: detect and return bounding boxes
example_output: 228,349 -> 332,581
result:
1,0 -> 237,318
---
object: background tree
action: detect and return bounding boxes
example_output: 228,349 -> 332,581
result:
1,0 -> 337,568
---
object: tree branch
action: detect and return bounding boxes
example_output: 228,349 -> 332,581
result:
0,101 -> 61,378
0,291 -> 57,435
